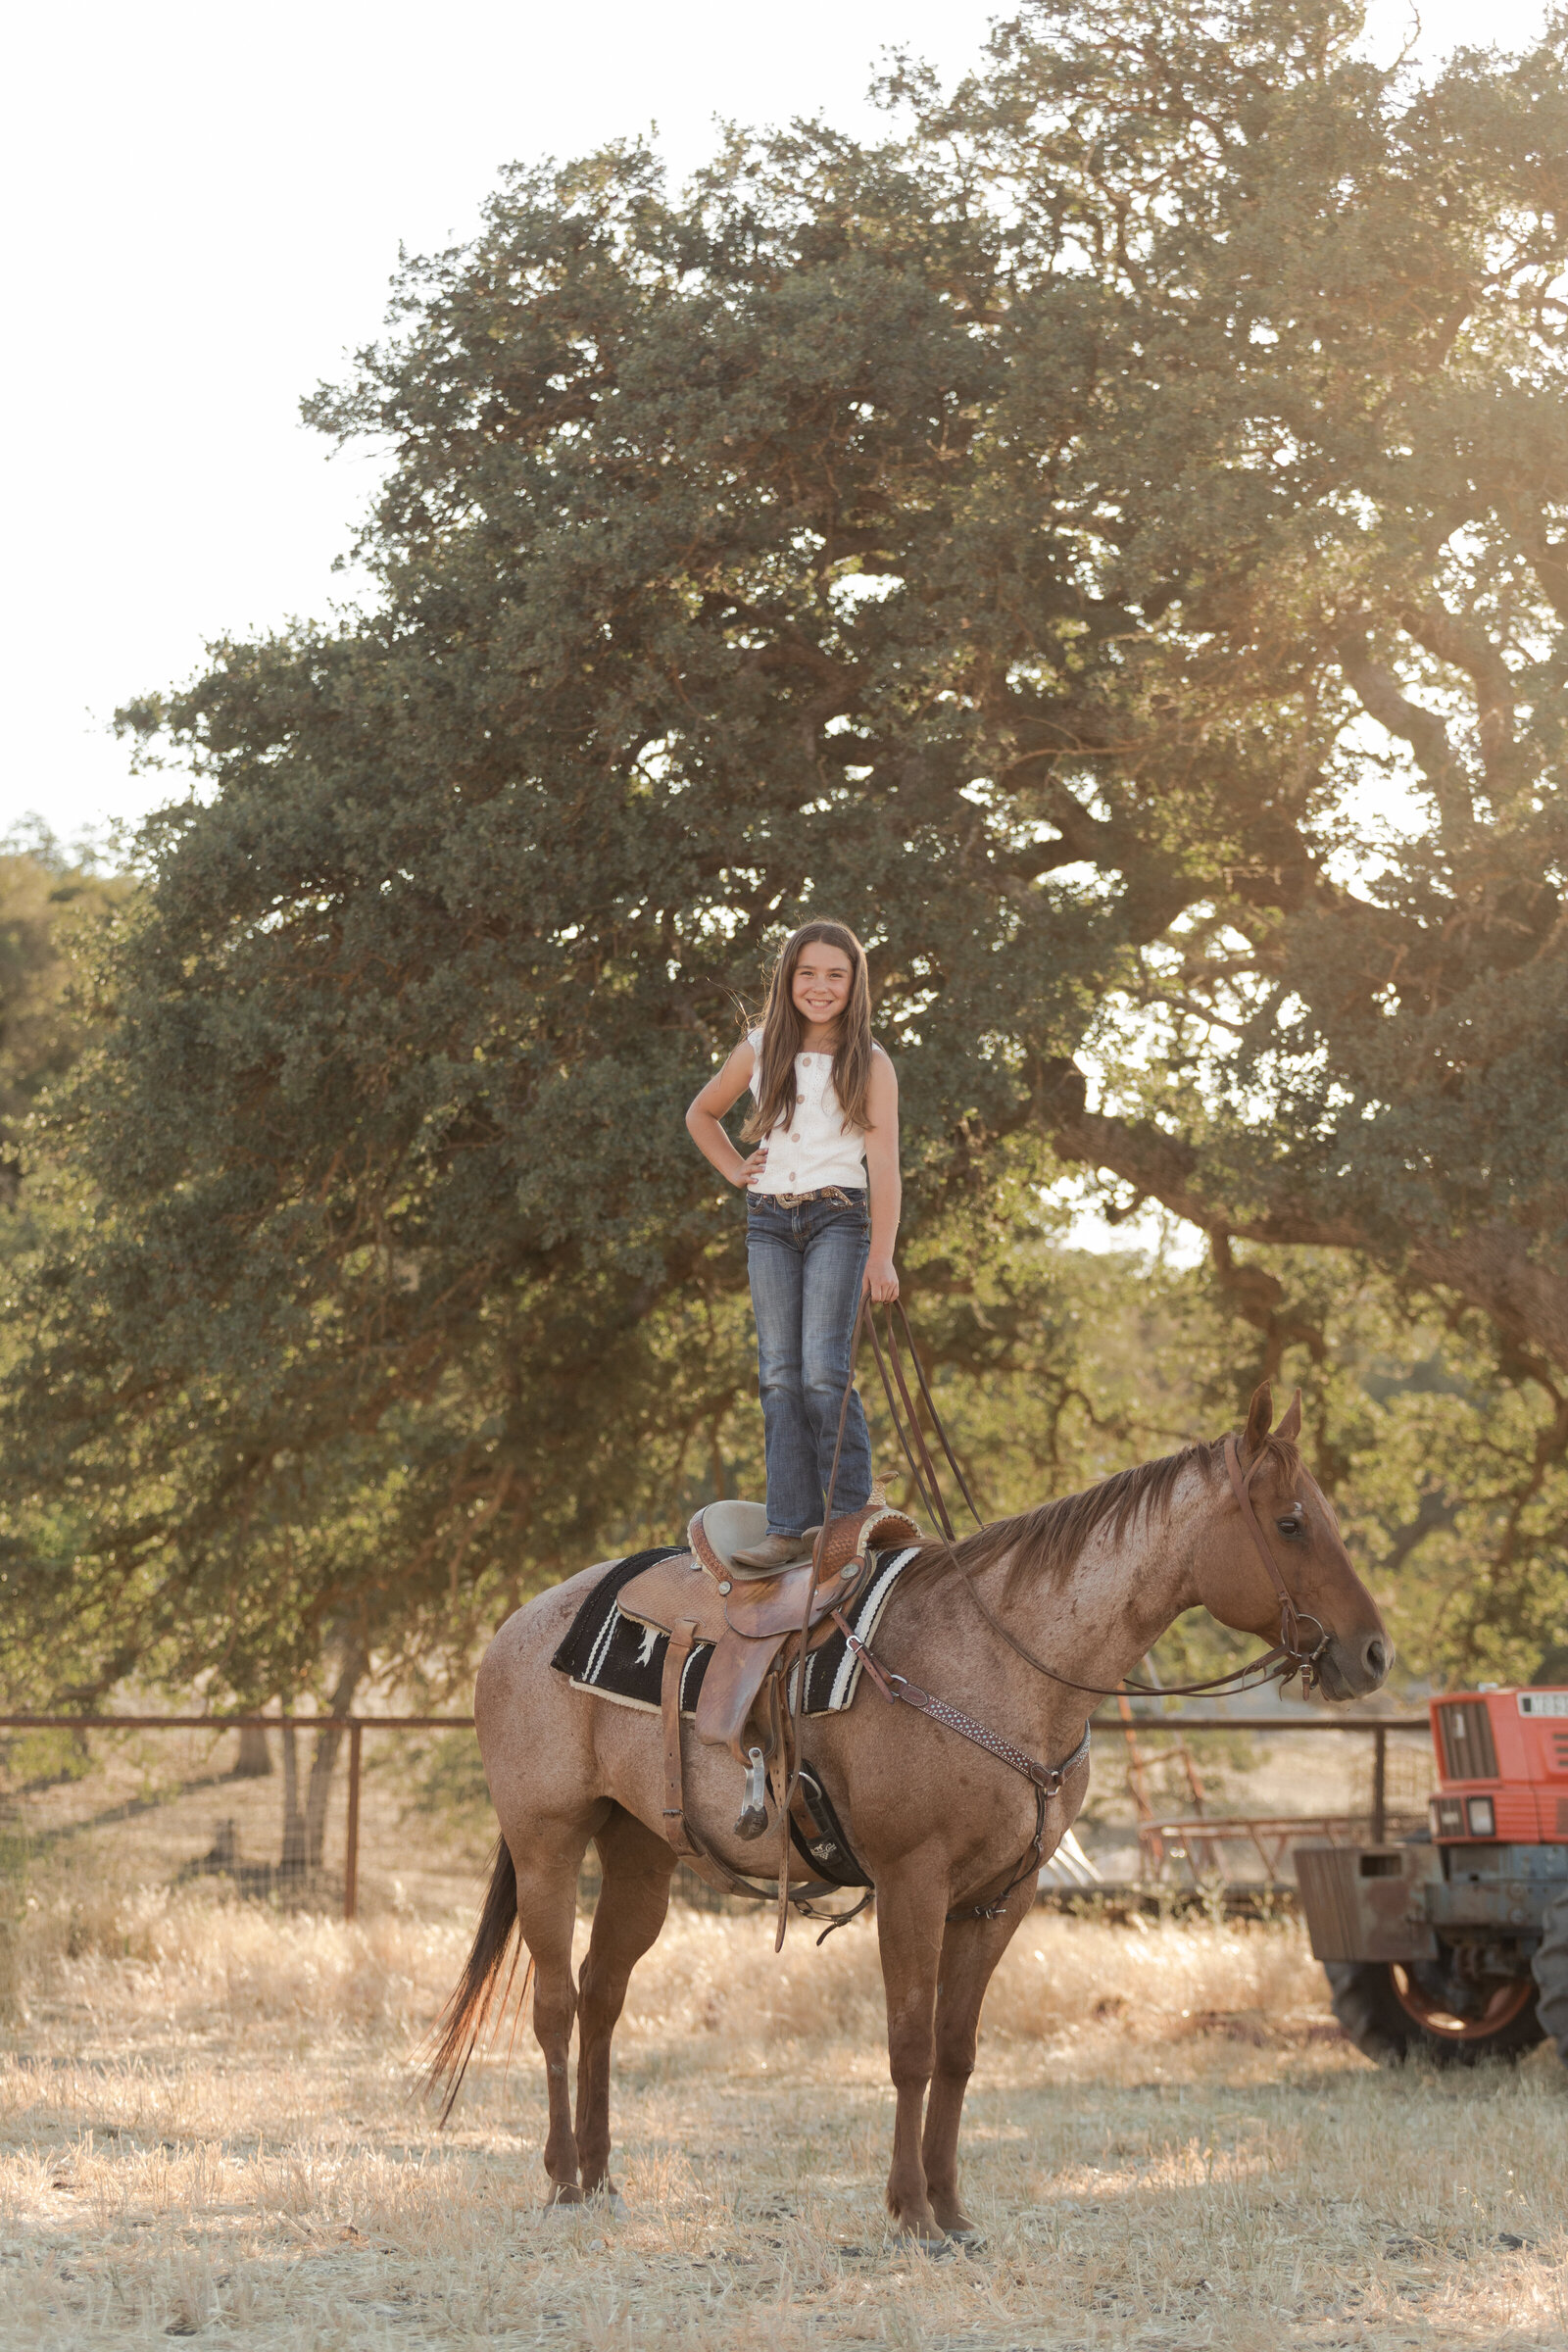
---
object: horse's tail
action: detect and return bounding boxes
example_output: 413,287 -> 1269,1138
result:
422,1836 -> 533,2125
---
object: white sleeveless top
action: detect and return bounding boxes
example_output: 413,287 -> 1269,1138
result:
746,1028 -> 874,1195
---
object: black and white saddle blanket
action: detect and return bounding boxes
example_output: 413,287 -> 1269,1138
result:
550,1544 -> 922,1721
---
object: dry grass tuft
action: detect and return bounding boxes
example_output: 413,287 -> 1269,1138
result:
4,1890 -> 1568,2348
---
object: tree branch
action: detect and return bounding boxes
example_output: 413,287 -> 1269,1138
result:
1040,1070 -> 1568,1374
1507,515 -> 1568,628
1335,631 -> 1475,849
1397,603 -> 1521,799
1208,1229 -> 1330,1378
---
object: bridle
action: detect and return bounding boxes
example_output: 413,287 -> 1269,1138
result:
1220,1432 -> 1333,1693
818,1298 -> 1334,1706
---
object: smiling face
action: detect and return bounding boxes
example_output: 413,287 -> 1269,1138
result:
791,943 -> 856,1035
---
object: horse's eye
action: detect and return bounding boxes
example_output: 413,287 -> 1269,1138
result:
1276,1514 -> 1304,1540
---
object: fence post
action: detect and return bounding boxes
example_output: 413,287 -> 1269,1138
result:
1371,1726 -> 1387,1844
344,1722 -> 364,1923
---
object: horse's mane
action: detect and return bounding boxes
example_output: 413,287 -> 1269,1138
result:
911,1432 -> 1303,1599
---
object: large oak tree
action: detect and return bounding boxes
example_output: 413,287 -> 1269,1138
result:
8,0 -> 1568,1696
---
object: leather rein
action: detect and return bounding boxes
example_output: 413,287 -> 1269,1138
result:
782,1295 -> 1091,1928
780,1297 -> 1328,1934
855,1298 -> 1332,1702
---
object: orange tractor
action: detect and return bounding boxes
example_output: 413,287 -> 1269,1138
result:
1295,1687 -> 1568,2064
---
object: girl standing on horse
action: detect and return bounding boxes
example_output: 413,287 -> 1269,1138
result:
686,921 -> 901,1571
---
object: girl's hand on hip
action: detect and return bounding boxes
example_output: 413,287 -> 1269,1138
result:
863,1256 -> 900,1302
732,1146 -> 769,1188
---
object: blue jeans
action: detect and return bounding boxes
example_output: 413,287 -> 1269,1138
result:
746,1192 -> 872,1536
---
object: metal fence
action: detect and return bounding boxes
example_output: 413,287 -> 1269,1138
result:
1115,1710 -> 1431,1838
0,1712 -> 471,1921
0,1707 -> 1434,1919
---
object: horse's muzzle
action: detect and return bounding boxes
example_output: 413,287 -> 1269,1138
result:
1317,1629 -> 1394,1702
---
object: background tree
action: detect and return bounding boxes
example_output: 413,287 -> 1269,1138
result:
0,832 -> 125,1200
6,0 -> 1568,1702
0,833 -> 130,1703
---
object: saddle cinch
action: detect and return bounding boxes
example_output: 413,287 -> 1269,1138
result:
615,1497 -> 920,1810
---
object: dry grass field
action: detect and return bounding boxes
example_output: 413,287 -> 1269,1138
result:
5,1881 -> 1568,2352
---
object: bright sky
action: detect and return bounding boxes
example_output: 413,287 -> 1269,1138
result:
2,0 -> 1550,856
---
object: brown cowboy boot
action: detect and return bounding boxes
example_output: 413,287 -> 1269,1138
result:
730,1530 -> 814,1573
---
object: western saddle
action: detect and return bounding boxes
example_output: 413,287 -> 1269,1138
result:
615,1494 -> 920,1861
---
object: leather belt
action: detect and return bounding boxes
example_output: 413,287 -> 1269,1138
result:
750,1186 -> 866,1207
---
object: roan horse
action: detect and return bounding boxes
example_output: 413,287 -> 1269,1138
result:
428,1382 -> 1391,2242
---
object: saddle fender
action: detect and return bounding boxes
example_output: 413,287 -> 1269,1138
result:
619,1501 -> 921,1765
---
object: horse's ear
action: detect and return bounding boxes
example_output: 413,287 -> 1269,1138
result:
1276,1388 -> 1302,1444
1240,1381 -> 1273,1465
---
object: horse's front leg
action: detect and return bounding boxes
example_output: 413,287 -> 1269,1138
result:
922,1902 -> 1027,2240
874,1854 -> 952,2242
574,1807 -> 676,2197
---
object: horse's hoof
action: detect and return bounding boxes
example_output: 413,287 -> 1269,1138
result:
943,2224 -> 986,2251
588,2186 -> 627,2217
891,2223 -> 954,2256
544,2185 -> 585,2211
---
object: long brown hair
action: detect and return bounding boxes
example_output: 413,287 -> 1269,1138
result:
741,921 -> 874,1142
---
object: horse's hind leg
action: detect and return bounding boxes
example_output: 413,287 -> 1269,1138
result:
575,1807 -> 677,2198
512,1823 -> 598,2205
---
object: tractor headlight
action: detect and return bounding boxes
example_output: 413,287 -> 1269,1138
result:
1466,1795 -> 1496,1838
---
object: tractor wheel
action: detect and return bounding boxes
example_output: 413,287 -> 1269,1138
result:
1325,1960 -> 1544,2067
1530,1890 -> 1568,2060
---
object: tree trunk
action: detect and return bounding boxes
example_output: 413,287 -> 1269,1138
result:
304,1649 -> 367,1873
230,1725 -> 272,1779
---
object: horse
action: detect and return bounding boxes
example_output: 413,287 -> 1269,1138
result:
427,1381 -> 1391,2242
